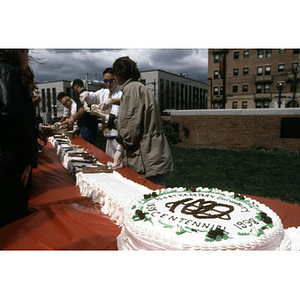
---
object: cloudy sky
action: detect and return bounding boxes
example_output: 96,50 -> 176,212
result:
3,1 -> 296,86
29,48 -> 208,83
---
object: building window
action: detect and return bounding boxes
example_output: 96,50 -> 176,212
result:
213,86 -> 218,95
278,64 -> 285,72
52,88 -> 57,116
243,67 -> 249,75
214,70 -> 219,79
256,84 -> 262,93
170,81 -> 175,109
244,50 -> 249,58
293,49 -> 300,54
47,88 -> 51,113
242,101 -> 247,109
232,101 -> 237,109
258,50 -> 264,58
159,79 -> 165,111
233,68 -> 239,76
292,62 -> 299,71
266,49 -> 272,58
263,101 -> 270,108
66,87 -> 71,97
41,88 -> 46,112
214,54 -> 219,63
242,85 -> 248,92
257,66 -> 263,76
256,100 -> 262,108
265,65 -> 271,75
279,49 -> 285,54
264,84 -> 270,93
233,85 -> 238,93
220,86 -> 223,95
234,51 -> 239,59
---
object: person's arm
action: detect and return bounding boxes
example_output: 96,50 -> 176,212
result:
80,89 -> 104,105
57,116 -> 67,123
72,107 -> 85,122
117,86 -> 144,150
111,98 -> 120,105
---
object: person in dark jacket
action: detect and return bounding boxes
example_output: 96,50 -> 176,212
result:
70,79 -> 98,144
0,49 -> 38,227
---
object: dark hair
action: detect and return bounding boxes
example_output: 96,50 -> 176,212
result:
22,65 -> 37,91
103,67 -> 114,76
0,49 -> 28,69
113,56 -> 140,81
71,78 -> 84,88
57,92 -> 68,101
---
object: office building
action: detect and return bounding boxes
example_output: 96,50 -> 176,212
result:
140,69 -> 208,113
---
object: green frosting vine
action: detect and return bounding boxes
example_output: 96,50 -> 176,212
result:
158,220 -> 173,228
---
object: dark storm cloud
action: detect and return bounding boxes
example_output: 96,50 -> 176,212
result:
30,49 -> 208,83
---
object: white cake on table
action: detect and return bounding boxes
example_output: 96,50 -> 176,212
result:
76,171 -> 152,225
117,187 -> 291,250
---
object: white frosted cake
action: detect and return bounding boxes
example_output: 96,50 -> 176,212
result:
117,187 -> 291,250
76,171 -> 152,225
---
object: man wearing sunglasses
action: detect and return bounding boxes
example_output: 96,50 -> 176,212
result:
79,68 -> 122,157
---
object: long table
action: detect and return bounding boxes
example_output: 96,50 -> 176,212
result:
0,136 -> 300,250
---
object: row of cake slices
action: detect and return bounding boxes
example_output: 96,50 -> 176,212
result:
48,134 -> 152,225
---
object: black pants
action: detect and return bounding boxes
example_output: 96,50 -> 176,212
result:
0,149 -> 31,228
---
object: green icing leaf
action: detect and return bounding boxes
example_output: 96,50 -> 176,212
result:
238,232 -> 250,236
257,228 -> 265,237
158,220 -> 173,228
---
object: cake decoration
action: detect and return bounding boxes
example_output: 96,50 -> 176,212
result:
118,187 -> 291,250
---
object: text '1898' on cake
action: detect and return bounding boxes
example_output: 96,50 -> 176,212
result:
117,187 -> 291,250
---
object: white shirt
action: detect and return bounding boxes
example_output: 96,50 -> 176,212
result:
86,86 -> 122,116
62,98 -> 77,117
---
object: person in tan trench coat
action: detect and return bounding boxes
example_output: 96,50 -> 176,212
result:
111,56 -> 173,186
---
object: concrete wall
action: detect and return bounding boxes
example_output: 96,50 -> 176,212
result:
170,108 -> 300,151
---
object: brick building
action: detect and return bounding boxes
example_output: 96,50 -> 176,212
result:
207,49 -> 300,109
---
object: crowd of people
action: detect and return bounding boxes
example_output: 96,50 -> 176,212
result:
0,50 -> 173,228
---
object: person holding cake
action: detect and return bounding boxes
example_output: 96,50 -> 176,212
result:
111,56 -> 173,186
79,67 -> 122,157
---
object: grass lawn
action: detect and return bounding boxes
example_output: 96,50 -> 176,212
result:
95,130 -> 300,205
166,145 -> 300,205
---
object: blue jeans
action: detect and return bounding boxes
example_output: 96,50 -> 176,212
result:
80,126 -> 98,145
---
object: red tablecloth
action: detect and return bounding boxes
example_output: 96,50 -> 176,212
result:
0,136 -> 299,250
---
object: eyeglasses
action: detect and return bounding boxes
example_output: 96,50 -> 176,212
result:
103,79 -> 115,84
62,99 -> 70,105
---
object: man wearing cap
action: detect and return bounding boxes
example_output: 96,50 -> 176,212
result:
70,79 -> 98,144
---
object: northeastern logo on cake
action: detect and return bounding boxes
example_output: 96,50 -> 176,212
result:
131,188 -> 273,242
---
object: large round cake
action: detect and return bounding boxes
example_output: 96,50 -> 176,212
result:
117,187 -> 291,250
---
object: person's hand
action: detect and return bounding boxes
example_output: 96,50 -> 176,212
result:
83,101 -> 91,112
99,98 -> 112,111
21,165 -> 32,188
90,106 -> 108,118
107,144 -> 124,170
79,91 -> 90,103
67,116 -> 74,125
32,95 -> 41,107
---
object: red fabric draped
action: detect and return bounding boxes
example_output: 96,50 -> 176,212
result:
0,136 -> 299,250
